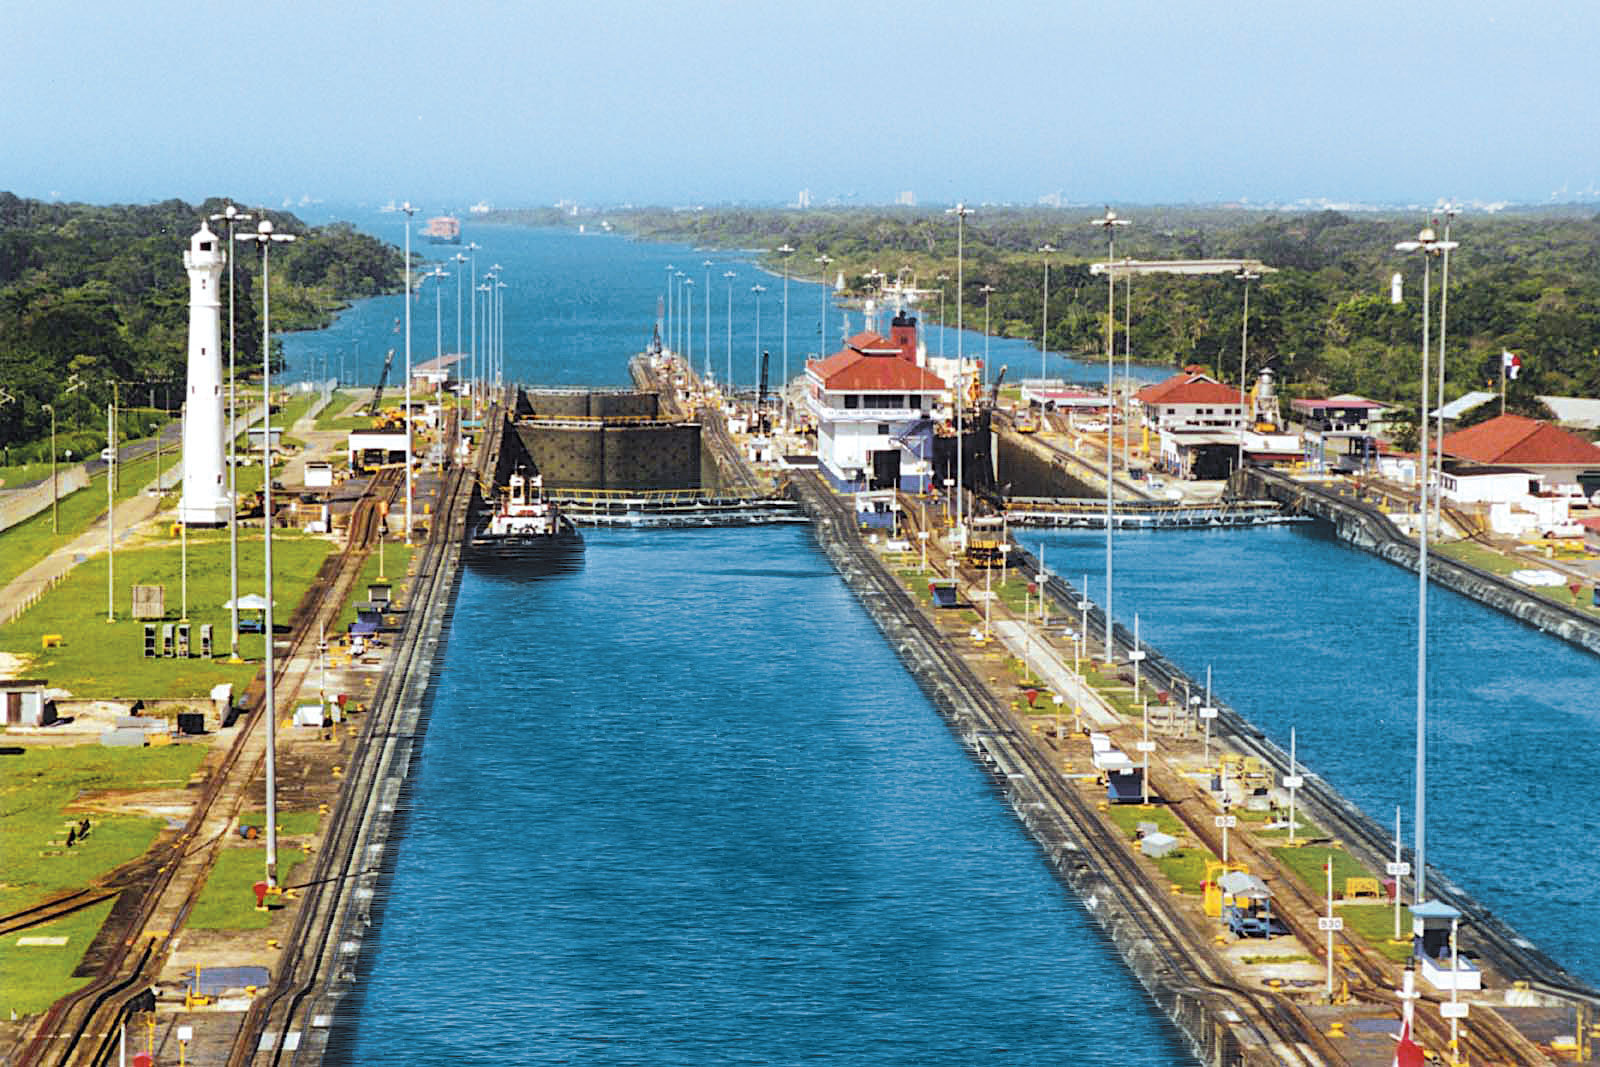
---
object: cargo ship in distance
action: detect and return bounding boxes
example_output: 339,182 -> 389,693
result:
423,215 -> 461,244
467,470 -> 584,575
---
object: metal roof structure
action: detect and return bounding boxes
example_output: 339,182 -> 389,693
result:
1089,258 -> 1277,278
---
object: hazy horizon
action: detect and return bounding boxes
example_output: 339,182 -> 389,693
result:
6,1 -> 1598,211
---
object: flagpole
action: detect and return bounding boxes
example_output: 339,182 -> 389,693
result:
1500,349 -> 1507,415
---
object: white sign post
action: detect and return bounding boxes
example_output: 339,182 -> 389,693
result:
1321,861 -> 1344,999
1215,813 -> 1237,863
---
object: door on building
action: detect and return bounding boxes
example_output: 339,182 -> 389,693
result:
870,449 -> 901,490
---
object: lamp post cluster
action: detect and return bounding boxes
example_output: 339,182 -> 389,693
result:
1090,207 -> 1129,661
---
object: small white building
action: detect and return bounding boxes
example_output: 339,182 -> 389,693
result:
1438,464 -> 1538,505
1,680 -> 55,727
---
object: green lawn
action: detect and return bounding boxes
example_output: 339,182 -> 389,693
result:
238,809 -> 321,836
1105,803 -> 1187,840
186,846 -> 307,930
333,543 -> 413,634
1436,540 -> 1600,618
1338,901 -> 1415,961
0,452 -> 165,592
0,532 -> 335,699
0,461 -> 58,489
0,744 -> 208,911
314,391 -> 376,431
1270,844 -> 1372,899
0,898 -> 116,1017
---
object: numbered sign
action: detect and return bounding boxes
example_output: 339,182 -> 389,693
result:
1440,1001 -> 1469,1019
1135,740 -> 1156,753
1283,774 -> 1304,789
1214,815 -> 1238,829
1076,600 -> 1090,611
1199,706 -> 1218,720
1128,650 -> 1147,661
1317,916 -> 1345,932
1386,861 -> 1412,877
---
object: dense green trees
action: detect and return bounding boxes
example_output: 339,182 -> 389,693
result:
0,194 -> 402,458
611,204 -> 1600,415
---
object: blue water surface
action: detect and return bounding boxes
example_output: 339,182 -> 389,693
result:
343,528 -> 1192,1064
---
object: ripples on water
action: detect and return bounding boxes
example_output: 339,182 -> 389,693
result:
1034,523 -> 1600,982
343,527 -> 1192,1065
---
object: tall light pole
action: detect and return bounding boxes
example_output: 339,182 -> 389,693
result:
703,259 -> 713,382
979,284 -> 995,389
684,278 -> 696,380
1434,203 -> 1458,533
935,273 -> 949,357
235,216 -> 295,888
453,251 -> 467,358
495,279 -> 508,387
664,264 -> 676,355
1038,243 -> 1057,381
465,243 -> 480,421
778,243 -> 795,430
477,281 -> 492,399
948,202 -> 972,544
45,403 -> 58,532
723,270 -> 737,392
425,266 -> 449,363
1235,268 -> 1260,477
1394,224 -> 1454,906
1123,259 -> 1133,475
208,203 -> 252,660
751,283 -> 767,417
399,202 -> 417,544
815,253 -> 833,356
1090,207 -> 1128,661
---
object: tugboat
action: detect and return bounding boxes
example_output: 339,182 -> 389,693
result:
466,470 -> 583,574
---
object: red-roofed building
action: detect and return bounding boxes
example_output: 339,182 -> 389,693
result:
1440,414 -> 1600,491
806,313 -> 945,490
1135,369 -> 1245,433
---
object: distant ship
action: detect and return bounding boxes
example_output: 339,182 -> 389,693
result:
423,215 -> 461,244
469,201 -> 492,215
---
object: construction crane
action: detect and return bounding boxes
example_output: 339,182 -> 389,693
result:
367,348 -> 397,416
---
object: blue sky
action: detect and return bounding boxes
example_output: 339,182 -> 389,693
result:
4,0 -> 1597,209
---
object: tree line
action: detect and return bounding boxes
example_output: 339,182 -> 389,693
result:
610,204 -> 1600,422
0,193 -> 403,460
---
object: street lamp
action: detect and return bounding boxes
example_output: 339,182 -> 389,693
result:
207,202 -> 252,659
815,253 -> 833,355
476,281 -> 492,399
1434,202 -> 1458,533
399,202 -> 417,544
664,264 -> 676,356
751,283 -> 767,420
464,242 -> 480,420
495,278 -> 508,388
703,259 -> 713,383
778,243 -> 795,430
1235,268 -> 1260,477
935,273 -> 949,358
684,278 -> 696,380
948,202 -> 973,545
1038,243 -> 1057,382
425,266 -> 449,363
674,270 -> 685,360
1394,224 -> 1454,906
723,270 -> 737,393
978,284 -> 995,390
235,216 -> 295,888
1089,207 -> 1129,662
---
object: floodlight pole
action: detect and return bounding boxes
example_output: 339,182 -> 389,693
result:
236,217 -> 295,886
208,203 -> 252,660
724,270 -> 737,391
778,244 -> 795,431
1090,208 -> 1129,661
1236,269 -> 1260,476
815,254 -> 833,361
400,202 -> 416,545
949,203 -> 972,545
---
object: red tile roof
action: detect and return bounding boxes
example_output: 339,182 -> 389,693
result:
844,331 -> 902,353
810,348 -> 946,392
1440,414 -> 1600,467
1136,371 -> 1243,407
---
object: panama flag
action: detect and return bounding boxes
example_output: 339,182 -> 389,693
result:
1503,349 -> 1522,380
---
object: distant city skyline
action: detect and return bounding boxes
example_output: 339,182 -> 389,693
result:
5,0 -> 1598,210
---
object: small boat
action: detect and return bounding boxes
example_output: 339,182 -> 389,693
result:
467,470 -> 583,574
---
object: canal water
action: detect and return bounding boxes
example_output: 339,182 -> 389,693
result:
339,528 -> 1191,1064
1032,523 -> 1600,982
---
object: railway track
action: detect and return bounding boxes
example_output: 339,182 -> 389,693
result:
799,473 -> 1333,1065
1003,540 -> 1595,1065
228,420 -> 475,1065
14,469 -> 404,1067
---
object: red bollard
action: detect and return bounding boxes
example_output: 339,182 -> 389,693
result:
253,880 -> 270,909
1025,688 -> 1039,708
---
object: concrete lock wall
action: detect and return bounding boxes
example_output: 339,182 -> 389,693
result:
995,433 -> 1099,497
522,389 -> 659,419
513,423 -> 700,490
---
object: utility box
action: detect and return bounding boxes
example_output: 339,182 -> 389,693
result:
143,624 -> 158,659
175,623 -> 190,659
162,624 -> 175,658
200,623 -> 214,658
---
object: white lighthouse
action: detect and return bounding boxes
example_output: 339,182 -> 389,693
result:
179,223 -> 231,525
